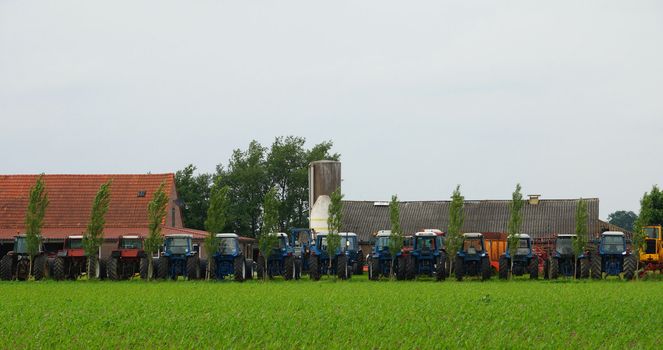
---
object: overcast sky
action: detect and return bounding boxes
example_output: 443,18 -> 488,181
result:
1,1 -> 662,219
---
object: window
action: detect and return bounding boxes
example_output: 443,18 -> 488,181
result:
66,239 -> 83,249
555,238 -> 574,255
644,227 -> 659,239
376,237 -> 391,250
602,236 -> 625,254
218,238 -> 237,255
165,237 -> 189,254
463,238 -> 483,253
14,237 -> 28,254
416,237 -> 435,250
119,239 -> 143,249
341,236 -> 357,250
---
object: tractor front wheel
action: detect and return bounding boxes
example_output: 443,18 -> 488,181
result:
591,254 -> 602,280
158,257 -> 169,280
406,256 -> 416,280
284,256 -> 295,281
481,257 -> 491,281
107,258 -> 119,281
34,255 -> 48,281
529,256 -> 539,279
337,255 -> 348,280
455,256 -> 464,281
498,256 -> 508,280
139,258 -> 148,280
0,255 -> 13,280
234,256 -> 245,282
543,259 -> 550,280
53,257 -> 65,281
309,255 -> 320,281
186,257 -> 200,280
550,258 -> 559,279
436,252 -> 446,281
623,255 -> 636,280
396,256 -> 406,280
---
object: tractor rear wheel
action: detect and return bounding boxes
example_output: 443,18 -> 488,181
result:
455,256 -> 464,281
186,257 -> 200,280
498,256 -> 508,280
550,258 -> 559,279
34,255 -> 48,281
256,256 -> 265,279
139,258 -> 148,280
406,256 -> 416,280
284,256 -> 295,280
246,259 -> 254,280
107,258 -> 119,281
309,255 -> 320,281
481,257 -> 491,281
543,259 -> 550,280
0,255 -> 13,280
337,255 -> 348,280
580,258 -> 590,279
436,252 -> 446,281
623,255 -> 635,280
591,254 -> 602,280
53,257 -> 65,281
529,256 -> 539,279
234,256 -> 245,282
158,257 -> 169,280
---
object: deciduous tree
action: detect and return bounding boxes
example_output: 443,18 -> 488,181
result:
507,184 -> 524,279
204,181 -> 231,280
388,195 -> 403,279
24,174 -> 49,280
326,187 -> 343,276
573,198 -> 588,279
258,187 -> 280,280
144,182 -> 169,281
83,181 -> 112,280
446,185 -> 465,274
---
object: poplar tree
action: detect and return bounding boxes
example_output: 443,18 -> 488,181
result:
258,187 -> 280,280
145,182 -> 169,281
388,195 -> 403,279
326,187 -> 343,276
24,174 -> 49,280
204,182 -> 231,280
507,184 -> 524,279
446,185 -> 465,274
83,181 -> 112,279
573,198 -> 588,279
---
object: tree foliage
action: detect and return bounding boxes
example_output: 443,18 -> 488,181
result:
607,210 -> 637,232
446,185 -> 465,262
326,187 -> 343,271
175,164 -> 213,230
573,198 -> 588,279
83,181 -> 112,279
258,187 -> 280,280
24,174 -> 49,279
144,182 -> 169,280
204,181 -> 231,279
388,195 -> 403,278
507,184 -> 524,277
633,185 -> 663,256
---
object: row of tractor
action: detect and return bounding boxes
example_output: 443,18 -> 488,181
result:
366,230 -> 640,281
2,226 -> 656,282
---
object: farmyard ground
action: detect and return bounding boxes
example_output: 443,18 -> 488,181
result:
0,276 -> 661,349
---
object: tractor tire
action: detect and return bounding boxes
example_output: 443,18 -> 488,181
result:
498,256 -> 509,280
246,259 -> 254,280
256,256 -> 265,280
455,256 -> 464,281
550,258 -> 559,279
158,257 -> 169,280
309,255 -> 320,281
355,253 -> 364,275
436,252 -> 446,281
99,259 -> 107,280
107,258 -> 119,281
209,258 -> 217,280
543,259 -> 550,280
406,256 -> 416,280
284,256 -> 295,281
186,256 -> 200,280
199,259 -> 208,279
337,255 -> 348,280
234,256 -> 245,282
623,255 -> 636,281
591,254 -> 602,280
396,256 -> 406,280
34,255 -> 48,281
139,258 -> 148,280
580,258 -> 590,279
0,255 -> 13,280
529,256 -> 539,279
481,257 -> 491,281
294,259 -> 301,280
87,256 -> 99,280
53,257 -> 66,281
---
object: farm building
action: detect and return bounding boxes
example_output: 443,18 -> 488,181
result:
0,174 -> 255,259
341,196 -> 629,255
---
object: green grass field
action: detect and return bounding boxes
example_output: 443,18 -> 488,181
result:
1,276 -> 661,349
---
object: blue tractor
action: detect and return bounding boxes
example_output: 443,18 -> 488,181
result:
590,231 -> 636,280
208,233 -> 252,282
455,233 -> 491,281
368,230 -> 399,280
544,234 -> 590,279
498,234 -> 539,279
290,228 -> 313,278
404,231 -> 446,281
158,234 -> 200,280
256,232 -> 298,280
308,232 -> 357,280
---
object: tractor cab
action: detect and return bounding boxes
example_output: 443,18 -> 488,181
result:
59,235 -> 85,257
163,234 -> 194,256
114,235 -> 144,258
13,235 -> 28,255
505,234 -> 533,258
290,228 -> 313,257
460,233 -> 486,257
555,234 -> 576,256
599,232 -> 627,255
374,230 -> 392,254
413,231 -> 442,257
215,233 -> 242,257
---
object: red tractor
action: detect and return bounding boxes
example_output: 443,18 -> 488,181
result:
52,235 -> 104,280
106,235 -> 147,280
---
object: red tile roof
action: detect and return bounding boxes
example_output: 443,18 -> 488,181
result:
0,174 -> 179,239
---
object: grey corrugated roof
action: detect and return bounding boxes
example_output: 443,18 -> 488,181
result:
341,199 -> 600,243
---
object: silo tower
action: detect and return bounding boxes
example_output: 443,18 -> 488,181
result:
308,160 -> 341,234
